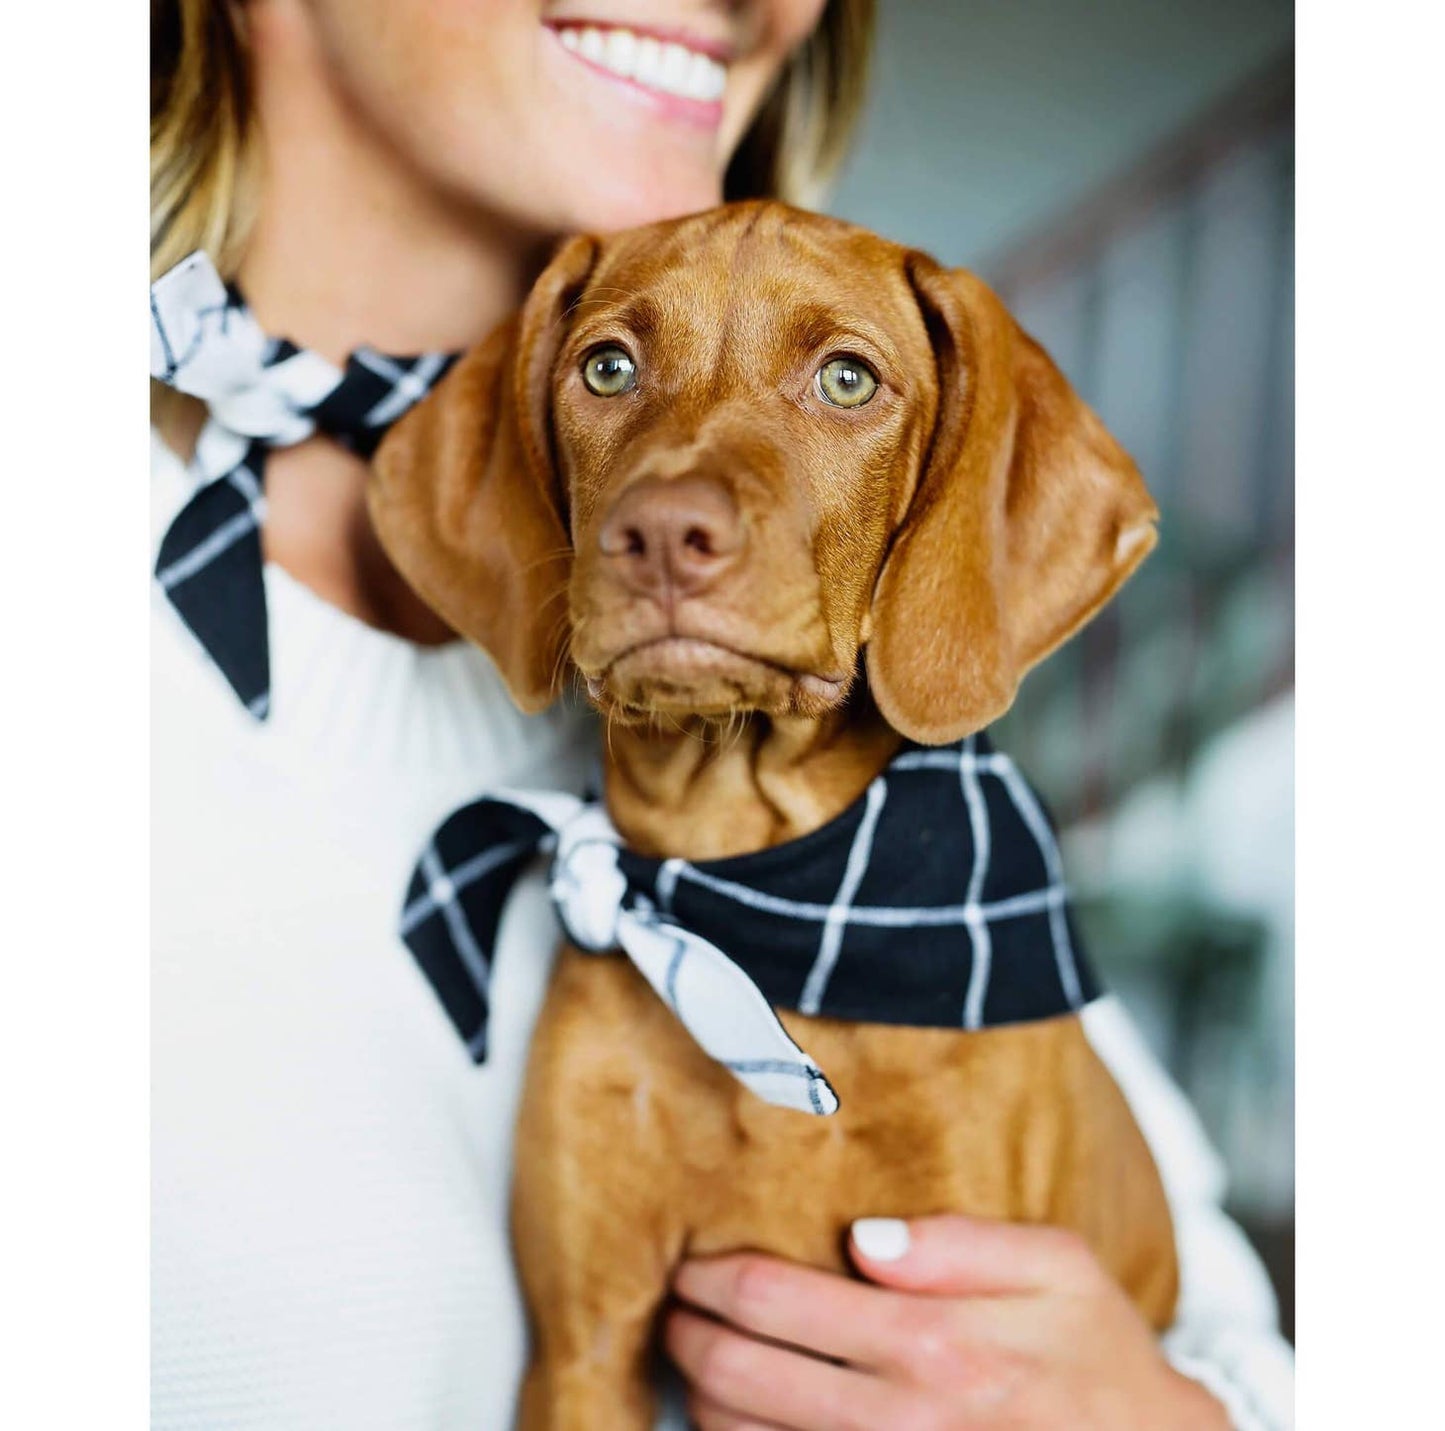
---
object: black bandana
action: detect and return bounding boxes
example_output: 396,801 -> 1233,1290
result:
400,732 -> 1100,1112
149,251 -> 457,718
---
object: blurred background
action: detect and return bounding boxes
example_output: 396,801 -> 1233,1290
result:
827,0 -> 1294,1335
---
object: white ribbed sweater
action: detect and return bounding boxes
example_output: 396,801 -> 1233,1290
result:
150,433 -> 594,1429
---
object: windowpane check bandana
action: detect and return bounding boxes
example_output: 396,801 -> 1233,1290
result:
149,251 -> 456,718
400,732 -> 1100,1117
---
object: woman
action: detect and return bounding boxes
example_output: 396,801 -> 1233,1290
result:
151,2 -> 1291,1426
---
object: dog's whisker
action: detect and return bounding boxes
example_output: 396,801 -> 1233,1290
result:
515,547 -> 576,580
534,586 -> 571,616
543,610 -> 573,694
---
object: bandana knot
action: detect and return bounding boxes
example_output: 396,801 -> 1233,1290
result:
401,786 -> 840,1116
550,806 -> 630,952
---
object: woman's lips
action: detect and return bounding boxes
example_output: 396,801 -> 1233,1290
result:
546,21 -> 728,126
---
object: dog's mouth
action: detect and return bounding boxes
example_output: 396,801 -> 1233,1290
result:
590,637 -> 849,719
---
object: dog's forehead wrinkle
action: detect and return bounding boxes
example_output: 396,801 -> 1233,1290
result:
579,220 -> 922,395
712,278 -> 907,386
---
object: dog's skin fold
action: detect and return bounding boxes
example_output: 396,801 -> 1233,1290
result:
372,202 -> 1174,1430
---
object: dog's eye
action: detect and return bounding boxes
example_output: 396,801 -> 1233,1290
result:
815,355 -> 878,408
581,344 -> 638,397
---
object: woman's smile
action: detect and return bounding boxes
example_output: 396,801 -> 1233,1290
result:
548,20 -> 730,126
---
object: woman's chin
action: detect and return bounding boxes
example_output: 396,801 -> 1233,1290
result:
555,166 -> 725,236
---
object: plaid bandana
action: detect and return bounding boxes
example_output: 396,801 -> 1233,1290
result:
149,251 -> 456,719
400,731 -> 1100,1116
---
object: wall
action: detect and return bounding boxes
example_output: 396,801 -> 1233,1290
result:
829,0 -> 1294,268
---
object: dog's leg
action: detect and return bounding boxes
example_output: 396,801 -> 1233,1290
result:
516,1332 -> 656,1431
511,950 -> 690,1431
513,1175 -> 671,1431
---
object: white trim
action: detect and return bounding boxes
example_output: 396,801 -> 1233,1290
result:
958,737 -> 994,1029
671,862 -> 1063,928
993,755 -> 1083,1007
799,777 -> 889,1014
418,845 -> 494,997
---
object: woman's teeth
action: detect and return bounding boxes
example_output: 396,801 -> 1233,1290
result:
556,26 -> 727,104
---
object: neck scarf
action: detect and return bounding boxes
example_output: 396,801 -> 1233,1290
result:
400,732 -> 1100,1117
149,251 -> 457,718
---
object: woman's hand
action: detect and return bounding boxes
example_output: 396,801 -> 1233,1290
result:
666,1215 -> 1229,1430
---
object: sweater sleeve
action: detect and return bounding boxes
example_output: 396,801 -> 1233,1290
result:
1080,996 -> 1295,1431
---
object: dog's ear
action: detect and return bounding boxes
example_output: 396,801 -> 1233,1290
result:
369,236 -> 598,713
866,253 -> 1158,744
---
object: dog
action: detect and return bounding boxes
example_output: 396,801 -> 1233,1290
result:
372,201 -> 1173,1429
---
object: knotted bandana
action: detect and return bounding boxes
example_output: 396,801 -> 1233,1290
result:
401,732 -> 1100,1116
149,251 -> 456,718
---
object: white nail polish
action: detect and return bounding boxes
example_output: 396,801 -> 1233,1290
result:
852,1217 -> 910,1261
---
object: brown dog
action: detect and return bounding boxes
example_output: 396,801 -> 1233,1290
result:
372,201 -> 1173,1429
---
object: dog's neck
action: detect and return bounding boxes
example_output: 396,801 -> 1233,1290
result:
601,693 -> 903,861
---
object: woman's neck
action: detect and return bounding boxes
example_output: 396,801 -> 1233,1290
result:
195,0 -> 550,645
238,0 -> 543,360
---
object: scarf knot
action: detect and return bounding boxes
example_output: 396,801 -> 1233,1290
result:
550,805 -> 631,952
149,250 -> 458,718
401,786 -> 840,1116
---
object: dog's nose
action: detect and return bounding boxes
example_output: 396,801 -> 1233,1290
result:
597,476 -> 744,600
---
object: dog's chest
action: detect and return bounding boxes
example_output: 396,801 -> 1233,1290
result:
519,946 -> 1179,1328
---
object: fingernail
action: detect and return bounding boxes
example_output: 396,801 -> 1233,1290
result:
852,1217 -> 911,1261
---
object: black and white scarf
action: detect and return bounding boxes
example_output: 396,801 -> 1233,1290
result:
401,731 -> 1100,1117
149,251 -> 456,718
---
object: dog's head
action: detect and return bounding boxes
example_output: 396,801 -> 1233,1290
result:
372,202 -> 1156,744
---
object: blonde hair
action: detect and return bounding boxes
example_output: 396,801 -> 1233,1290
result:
151,0 -> 256,280
150,0 -> 876,281
725,0 -> 876,210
